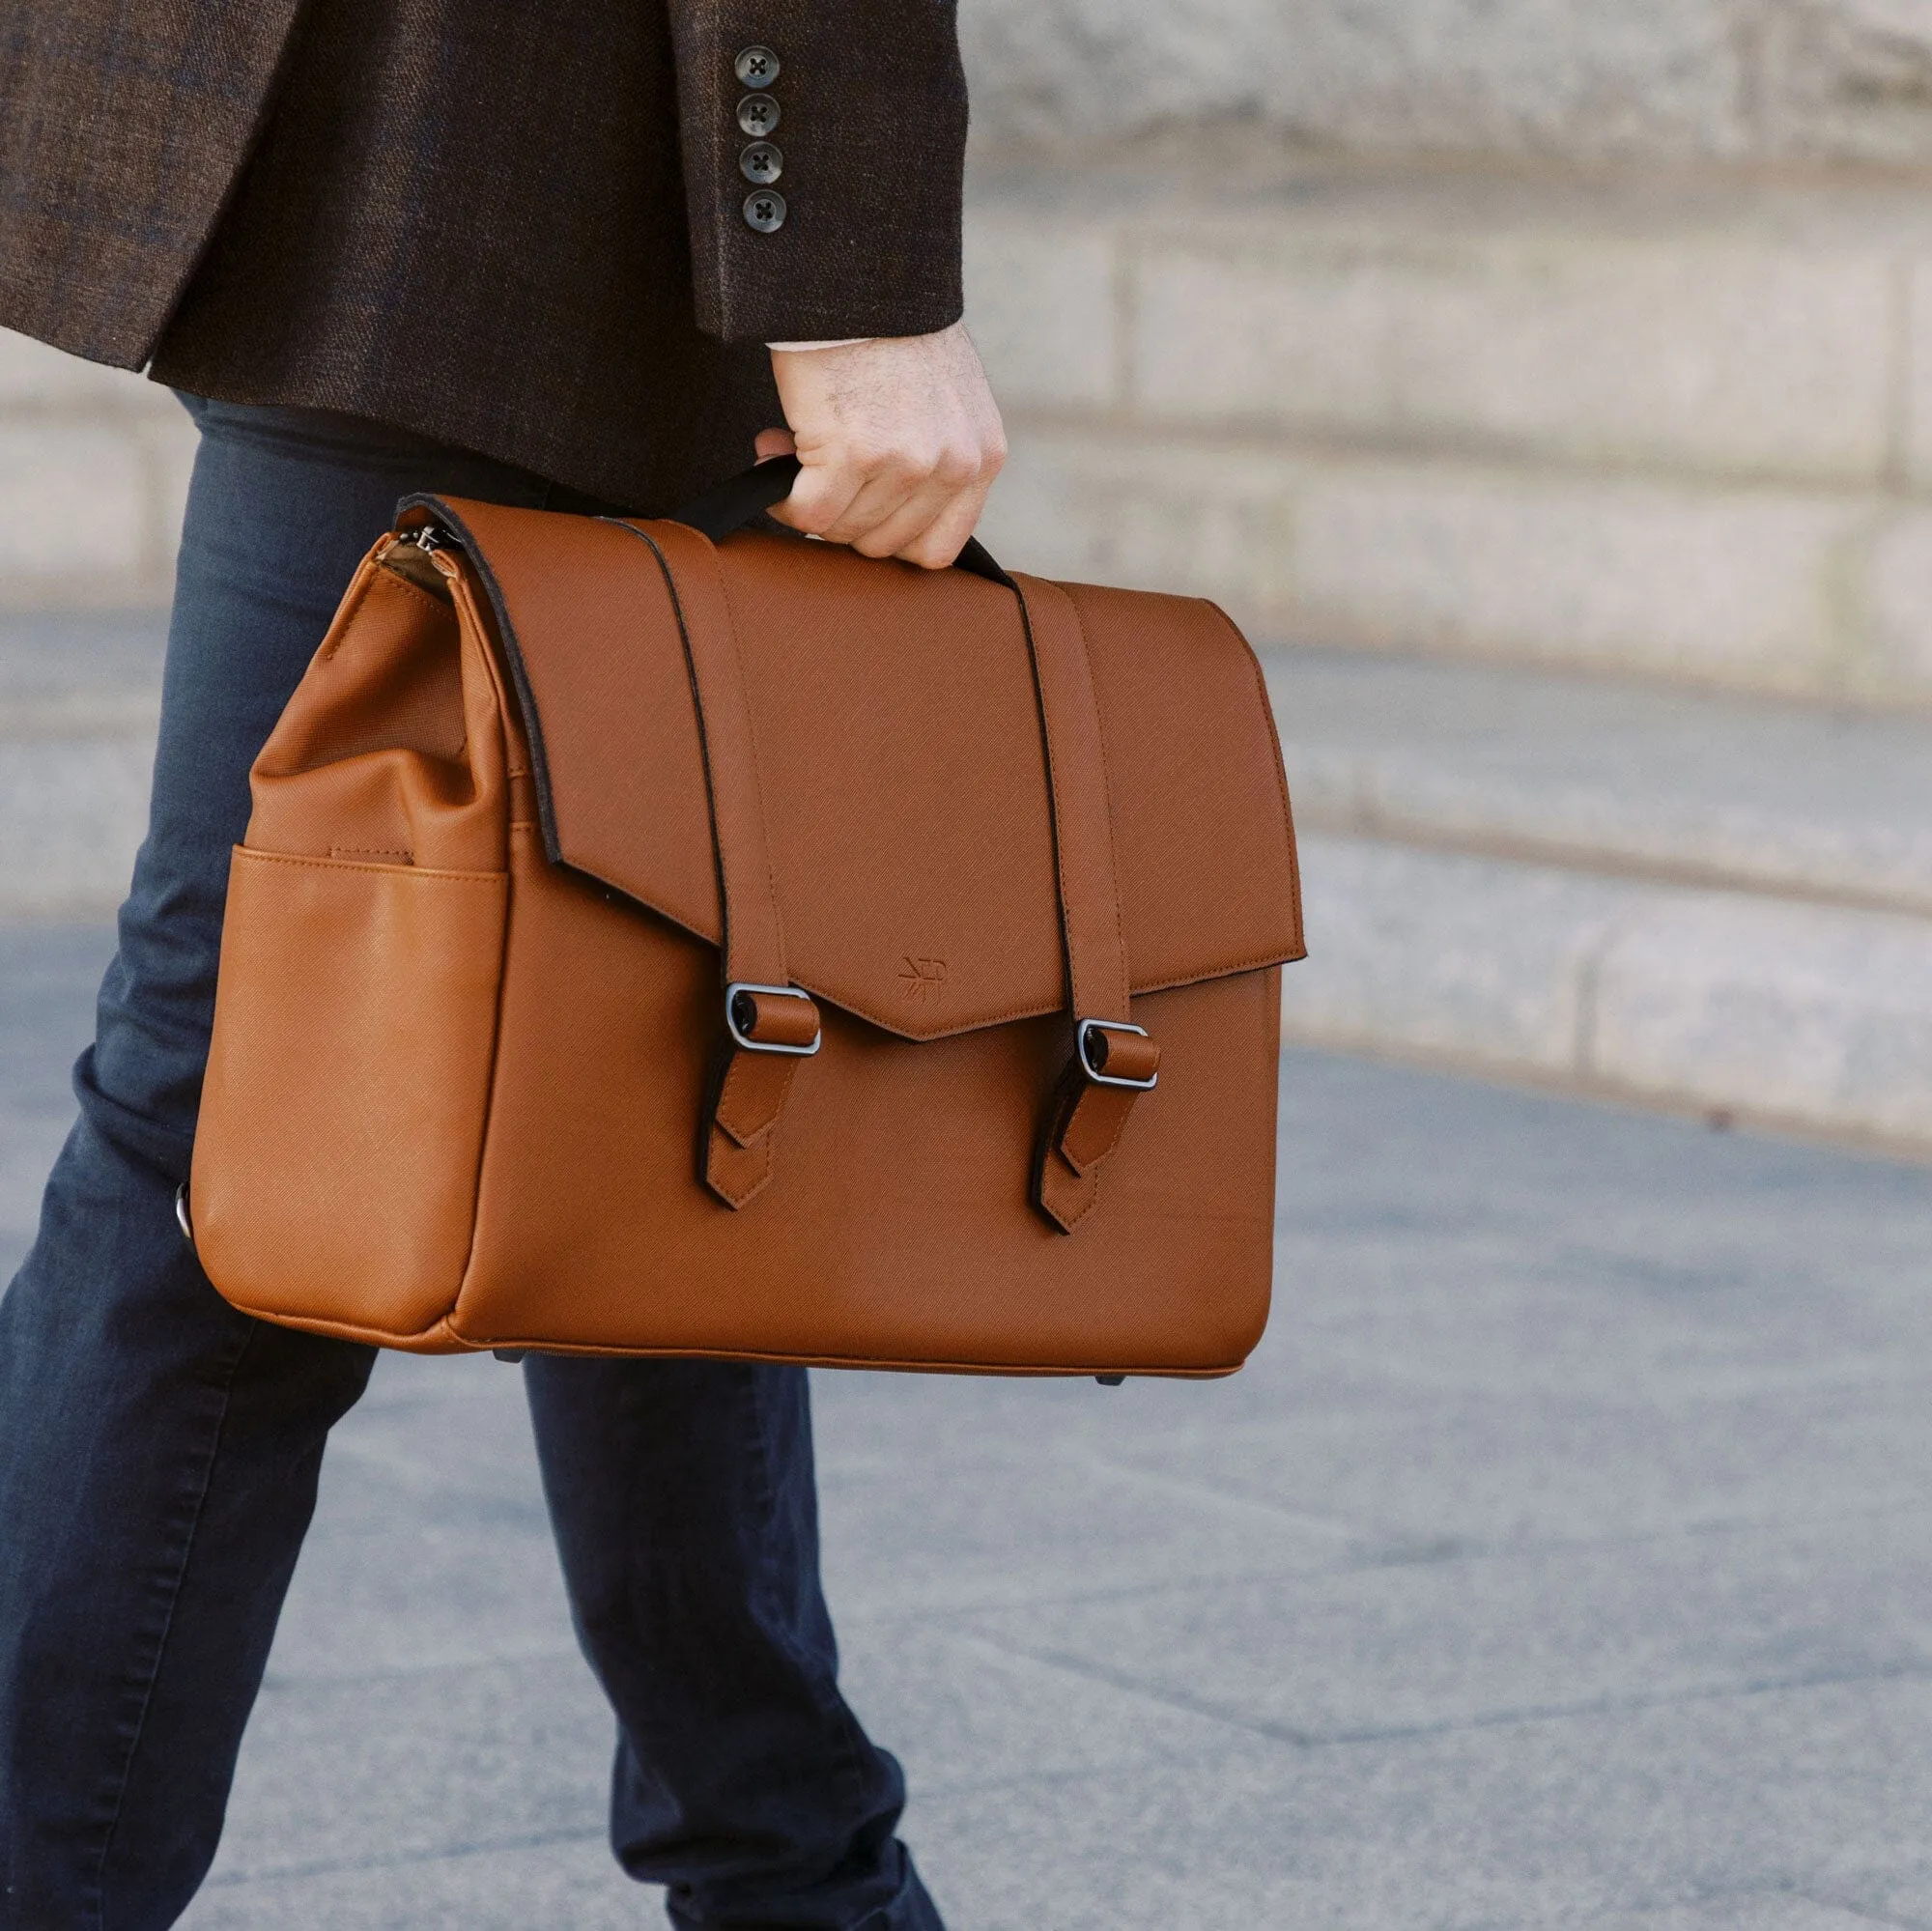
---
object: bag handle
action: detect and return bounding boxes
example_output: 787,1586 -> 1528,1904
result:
671,455 -> 1011,587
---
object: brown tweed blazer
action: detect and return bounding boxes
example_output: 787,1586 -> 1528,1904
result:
0,1 -> 969,511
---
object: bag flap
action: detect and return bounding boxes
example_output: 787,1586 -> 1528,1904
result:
412,497 -> 1303,1043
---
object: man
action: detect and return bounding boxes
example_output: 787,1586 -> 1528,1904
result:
0,3 -> 1003,1925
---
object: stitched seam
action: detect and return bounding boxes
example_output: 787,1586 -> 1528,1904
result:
233,847 -> 504,884
440,821 -> 519,1339
87,1314 -> 258,1923
371,563 -> 453,619
1205,597 -> 1303,949
1130,946 -> 1306,992
680,525 -> 791,980
605,522 -> 737,972
710,1128 -> 774,1203
1015,577 -> 1084,1021
317,567 -> 379,662
1059,1176 -> 1103,1228
1023,578 -> 1132,1024
1061,582 -> 1132,1019
1043,1153 -> 1102,1230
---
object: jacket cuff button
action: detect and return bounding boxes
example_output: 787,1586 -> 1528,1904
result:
737,93 -> 780,138
735,45 -> 781,86
744,188 -> 787,234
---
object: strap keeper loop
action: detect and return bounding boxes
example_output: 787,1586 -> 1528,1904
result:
1076,1017 -> 1158,1091
724,981 -> 822,1057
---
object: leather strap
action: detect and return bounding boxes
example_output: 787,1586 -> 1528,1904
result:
1011,574 -> 1160,1232
612,518 -> 818,1208
604,526 -> 1144,1224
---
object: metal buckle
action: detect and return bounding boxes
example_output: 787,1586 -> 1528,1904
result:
1076,1017 -> 1157,1091
725,981 -> 822,1057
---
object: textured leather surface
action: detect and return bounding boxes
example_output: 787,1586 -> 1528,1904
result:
409,497 -> 1303,1041
195,846 -> 507,1341
192,508 -> 1305,1376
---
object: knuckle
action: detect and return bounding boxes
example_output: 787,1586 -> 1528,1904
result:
881,445 -> 933,486
933,445 -> 980,489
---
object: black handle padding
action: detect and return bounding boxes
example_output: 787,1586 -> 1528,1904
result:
669,456 -> 1010,587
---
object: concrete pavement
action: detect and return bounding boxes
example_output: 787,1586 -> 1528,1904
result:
5,924 -> 1932,1927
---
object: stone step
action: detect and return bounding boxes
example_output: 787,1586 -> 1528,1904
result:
1267,648 -> 1932,916
1283,831 -> 1932,1157
1270,647 -> 1932,1154
965,160 -> 1932,704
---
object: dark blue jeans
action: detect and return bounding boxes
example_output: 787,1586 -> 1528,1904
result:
0,398 -> 942,1931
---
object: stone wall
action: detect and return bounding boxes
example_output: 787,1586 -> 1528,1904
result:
961,0 -> 1932,166
0,332 -> 191,611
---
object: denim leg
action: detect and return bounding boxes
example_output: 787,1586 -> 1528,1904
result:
525,1358 -> 945,1931
0,399 -> 562,1930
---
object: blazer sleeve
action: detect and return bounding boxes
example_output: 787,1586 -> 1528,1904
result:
670,1 -> 968,343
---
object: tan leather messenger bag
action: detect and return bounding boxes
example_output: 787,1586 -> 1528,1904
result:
184,460 -> 1305,1379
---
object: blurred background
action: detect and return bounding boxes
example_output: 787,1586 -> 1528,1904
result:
12,7 -> 1932,1925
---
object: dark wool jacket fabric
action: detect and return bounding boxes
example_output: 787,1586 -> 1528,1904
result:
0,1 -> 969,512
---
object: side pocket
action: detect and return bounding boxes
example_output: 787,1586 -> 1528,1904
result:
191,846 -> 508,1342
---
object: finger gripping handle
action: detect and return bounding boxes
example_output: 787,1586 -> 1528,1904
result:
670,456 -> 1009,585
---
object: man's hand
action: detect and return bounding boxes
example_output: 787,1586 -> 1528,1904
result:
756,322 -> 1006,570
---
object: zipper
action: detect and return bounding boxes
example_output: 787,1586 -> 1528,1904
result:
378,522 -> 458,598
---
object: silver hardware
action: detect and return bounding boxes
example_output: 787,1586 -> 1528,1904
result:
1076,1017 -> 1157,1091
409,525 -> 443,554
725,981 -> 822,1056
174,1180 -> 194,1246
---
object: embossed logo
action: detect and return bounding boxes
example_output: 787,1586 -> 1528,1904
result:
899,956 -> 948,1001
